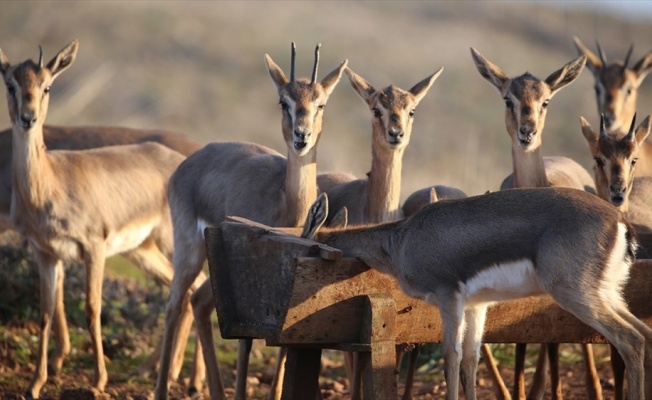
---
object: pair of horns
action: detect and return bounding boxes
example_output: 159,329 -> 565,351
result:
595,41 -> 634,68
289,42 -> 321,84
600,112 -> 637,141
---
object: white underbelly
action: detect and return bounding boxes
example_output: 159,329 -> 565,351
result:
105,218 -> 158,256
462,259 -> 544,306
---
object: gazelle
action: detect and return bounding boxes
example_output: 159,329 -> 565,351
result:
0,125 -> 202,232
573,37 -> 652,177
581,113 -> 652,231
0,40 -> 207,398
580,113 -> 652,400
317,65 -> 442,400
401,185 -> 466,219
153,43 -> 347,400
471,48 -> 599,400
302,189 -> 652,400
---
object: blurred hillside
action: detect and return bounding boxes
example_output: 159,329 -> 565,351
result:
1,1 -> 652,198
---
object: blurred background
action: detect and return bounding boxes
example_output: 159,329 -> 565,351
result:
2,1 -> 652,199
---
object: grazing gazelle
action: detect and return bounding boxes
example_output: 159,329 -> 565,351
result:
0,40 -> 206,398
154,43 -> 347,400
471,47 -> 599,400
302,189 -> 652,400
573,37 -> 652,177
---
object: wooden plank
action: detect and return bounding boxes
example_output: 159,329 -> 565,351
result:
208,219 -> 652,345
277,257 -> 652,345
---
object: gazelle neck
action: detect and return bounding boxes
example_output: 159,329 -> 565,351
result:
284,147 -> 318,227
11,124 -> 55,208
367,146 -> 404,223
512,144 -> 550,188
317,223 -> 398,276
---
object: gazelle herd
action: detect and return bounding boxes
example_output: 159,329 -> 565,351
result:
1,35 -> 652,400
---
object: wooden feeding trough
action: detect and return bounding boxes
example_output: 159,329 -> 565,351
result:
206,218 -> 652,400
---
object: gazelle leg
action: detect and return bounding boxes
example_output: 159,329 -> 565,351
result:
527,344 -> 548,400
610,344 -> 625,400
551,291 -> 645,400
460,305 -> 488,400
154,240 -> 208,400
26,252 -> 60,399
429,292 -> 465,400
190,280 -> 226,400
546,343 -> 561,400
84,245 -> 108,393
235,338 -> 253,400
268,347 -> 287,400
480,344 -> 511,400
513,344 -> 527,400
611,303 -> 652,399
50,260 -> 70,376
581,343 -> 602,400
401,345 -> 420,400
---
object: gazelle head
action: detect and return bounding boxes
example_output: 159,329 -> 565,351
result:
580,113 -> 652,210
345,66 -> 443,151
471,47 -> 586,152
574,37 -> 652,133
0,40 -> 78,133
265,43 -> 347,157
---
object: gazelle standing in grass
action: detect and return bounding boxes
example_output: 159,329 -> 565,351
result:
574,37 -> 652,177
302,188 -> 652,400
154,43 -> 347,400
0,40 -> 206,399
470,48 -> 601,400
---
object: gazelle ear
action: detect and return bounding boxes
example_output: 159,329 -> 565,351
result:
409,67 -> 443,105
345,67 -> 376,105
632,50 -> 652,87
470,47 -> 509,93
573,37 -> 603,75
301,193 -> 329,240
545,55 -> 586,97
634,115 -> 652,146
579,116 -> 599,147
265,54 -> 289,92
0,48 -> 10,77
330,206 -> 348,229
320,59 -> 348,97
47,39 -> 79,81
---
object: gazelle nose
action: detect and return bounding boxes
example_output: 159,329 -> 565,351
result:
20,113 -> 36,129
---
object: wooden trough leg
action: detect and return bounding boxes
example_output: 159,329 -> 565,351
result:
359,293 -> 398,400
280,347 -> 322,400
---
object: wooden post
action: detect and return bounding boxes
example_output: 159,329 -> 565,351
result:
281,347 -> 322,400
359,293 -> 398,400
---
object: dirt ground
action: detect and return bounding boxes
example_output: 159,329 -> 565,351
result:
0,337 -> 620,400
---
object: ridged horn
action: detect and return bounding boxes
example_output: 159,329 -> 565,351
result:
311,43 -> 321,84
290,42 -> 296,83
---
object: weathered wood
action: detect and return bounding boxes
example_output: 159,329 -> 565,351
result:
207,220 -> 652,347
359,294 -> 398,400
280,347 -> 322,400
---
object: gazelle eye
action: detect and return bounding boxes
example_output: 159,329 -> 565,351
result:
632,158 -> 638,166
409,109 -> 415,118
626,87 -> 633,96
5,83 -> 15,96
594,157 -> 605,168
372,108 -> 382,118
44,86 -> 50,95
542,100 -> 550,109
503,97 -> 513,110
317,104 -> 325,111
279,100 -> 288,110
